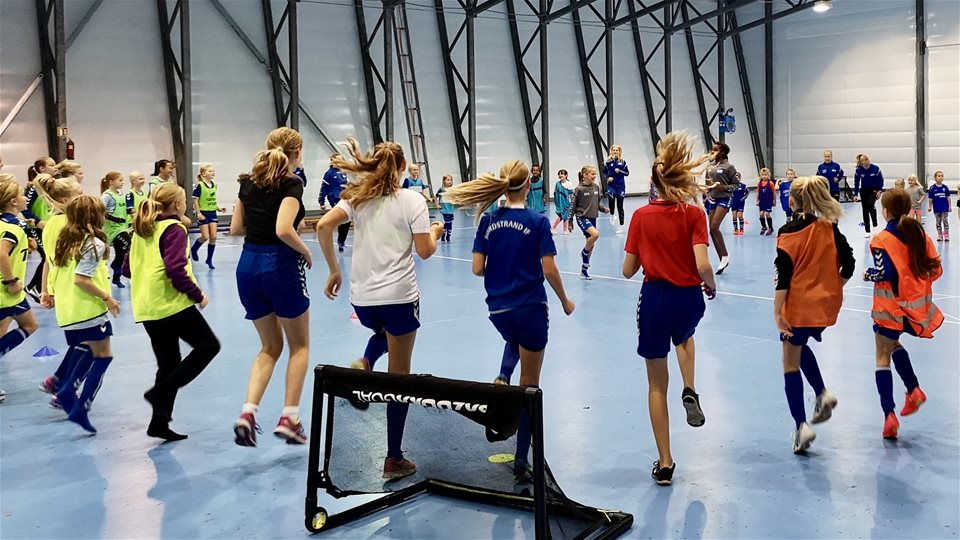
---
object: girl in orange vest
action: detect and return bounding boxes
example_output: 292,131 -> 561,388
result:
774,176 -> 855,453
864,188 -> 943,440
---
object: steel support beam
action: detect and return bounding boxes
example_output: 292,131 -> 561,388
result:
34,0 -> 67,160
610,0 -> 677,28
572,0 -> 619,185
668,0 -> 758,34
472,0 -> 507,15
395,1 -> 433,191
263,0 -> 299,129
729,11 -> 764,170
157,0 -> 193,199
435,0 -> 476,181
680,0 -> 722,150
721,0 -> 816,38
764,0 -> 773,171
915,0 -> 926,183
505,0 -> 551,182
627,0 -> 675,155
355,0 -> 389,144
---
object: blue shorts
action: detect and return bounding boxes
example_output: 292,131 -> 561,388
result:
730,200 -> 746,212
197,210 -> 218,225
636,280 -> 705,359
236,244 -> 310,320
0,298 -> 31,320
607,186 -> 625,198
576,216 -> 596,236
353,300 -> 421,336
873,322 -> 919,341
64,321 -> 113,346
780,326 -> 825,346
489,303 -> 549,352
704,199 -> 716,213
713,197 -> 732,210
759,203 -> 773,212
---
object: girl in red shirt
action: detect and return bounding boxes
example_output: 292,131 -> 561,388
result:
622,131 -> 717,486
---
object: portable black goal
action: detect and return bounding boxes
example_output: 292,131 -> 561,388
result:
305,365 -> 633,539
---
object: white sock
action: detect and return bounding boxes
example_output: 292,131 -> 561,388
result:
282,406 -> 300,422
242,402 -> 259,415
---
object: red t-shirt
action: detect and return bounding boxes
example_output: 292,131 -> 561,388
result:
624,200 -> 709,286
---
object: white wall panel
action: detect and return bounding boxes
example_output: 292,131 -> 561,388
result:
926,0 -> 959,182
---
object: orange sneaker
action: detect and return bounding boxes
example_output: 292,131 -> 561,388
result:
383,457 -> 417,480
899,387 -> 926,416
882,412 -> 900,440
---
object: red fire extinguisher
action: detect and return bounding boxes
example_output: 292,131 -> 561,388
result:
65,138 -> 75,160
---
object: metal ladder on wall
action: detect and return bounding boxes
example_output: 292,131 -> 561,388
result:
393,2 -> 434,200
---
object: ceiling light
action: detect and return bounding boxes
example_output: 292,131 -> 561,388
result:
813,0 -> 833,13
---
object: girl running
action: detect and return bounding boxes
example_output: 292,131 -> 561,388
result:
704,143 -> 739,273
126,171 -> 148,221
436,174 -> 456,242
864,188 -> 943,440
905,175 -> 924,223
552,169 -> 574,234
232,127 -> 312,447
320,154 -> 352,252
777,168 -> 796,223
315,136 -> 443,481
572,166 -> 608,280
191,164 -> 226,269
756,168 -> 776,235
443,159 -> 576,481
928,171 -> 951,241
22,157 -> 59,300
526,164 -> 547,216
0,180 -> 40,372
100,172 -> 130,288
774,176 -> 854,454
622,131 -> 717,486
604,145 -> 629,234
854,153 -> 884,237
126,182 -> 220,441
730,172 -> 748,235
49,195 -> 120,433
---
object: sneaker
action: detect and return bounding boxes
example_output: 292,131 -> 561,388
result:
580,269 -> 592,280
760,228 -> 767,235
350,358 -> 370,371
765,229 -> 774,236
792,422 -> 816,454
864,232 -> 872,238
383,457 -> 417,480
38,376 -> 57,394
681,387 -> 705,427
25,286 -> 40,303
945,233 -> 950,242
609,215 -> 617,226
338,243 -> 345,252
206,261 -> 216,270
0,389 -> 5,403
899,387 -> 927,416
810,390 -> 838,424
716,257 -> 730,275
882,412 -> 900,440
273,416 -> 307,444
651,460 -> 675,486
234,412 -> 260,447
616,226 -> 624,234
494,375 -> 509,386
49,395 -> 63,410
513,460 -> 534,484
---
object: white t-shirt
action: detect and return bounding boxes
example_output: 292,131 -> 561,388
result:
336,190 -> 431,306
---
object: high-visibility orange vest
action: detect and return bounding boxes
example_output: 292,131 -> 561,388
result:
777,219 -> 844,327
870,230 -> 943,338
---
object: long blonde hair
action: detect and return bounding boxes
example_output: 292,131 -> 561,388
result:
336,136 -> 406,210
790,176 -> 843,222
134,182 -> 184,237
0,180 -> 22,211
57,160 -> 82,178
251,128 -> 302,191
651,131 -> 713,203
53,195 -> 108,267
32,173 -> 80,215
443,160 -> 529,223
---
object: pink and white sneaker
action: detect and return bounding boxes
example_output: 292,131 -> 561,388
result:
38,376 -> 57,394
273,416 -> 307,445
234,412 -> 260,447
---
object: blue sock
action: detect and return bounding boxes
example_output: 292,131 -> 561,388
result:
581,248 -> 590,266
68,357 -> 113,433
206,244 -> 216,264
0,327 -> 29,356
514,385 -> 539,469
53,345 -> 82,391
56,346 -> 93,412
799,346 -> 826,396
891,346 -> 919,392
784,371 -> 805,428
386,402 -> 409,459
875,368 -> 895,415
499,342 -> 520,382
190,239 -> 202,260
363,333 -> 388,370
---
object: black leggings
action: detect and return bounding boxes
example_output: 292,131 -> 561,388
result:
860,189 -> 878,233
110,231 -> 131,274
143,306 -> 220,423
27,244 -> 45,291
607,194 -> 625,225
337,222 -> 350,246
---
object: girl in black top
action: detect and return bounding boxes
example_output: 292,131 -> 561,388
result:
232,127 -> 313,448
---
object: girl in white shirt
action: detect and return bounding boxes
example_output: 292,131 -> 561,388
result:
316,137 -> 443,481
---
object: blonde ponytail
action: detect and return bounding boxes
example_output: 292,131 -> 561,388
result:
650,131 -> 713,203
443,160 -> 529,223
251,128 -> 301,190
790,176 -> 843,222
135,182 -> 185,237
337,136 -> 406,210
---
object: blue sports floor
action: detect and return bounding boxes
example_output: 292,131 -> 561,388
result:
1,199 -> 958,539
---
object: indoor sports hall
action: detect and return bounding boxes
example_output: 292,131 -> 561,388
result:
1,1 -> 957,539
